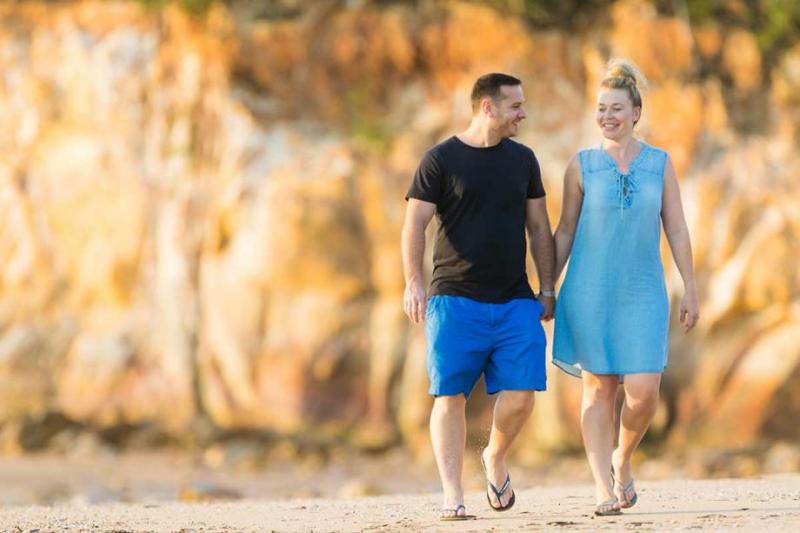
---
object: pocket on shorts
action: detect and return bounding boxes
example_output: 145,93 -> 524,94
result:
425,295 -> 438,319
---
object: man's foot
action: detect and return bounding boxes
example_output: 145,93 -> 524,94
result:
481,448 -> 515,511
439,504 -> 475,521
611,449 -> 638,508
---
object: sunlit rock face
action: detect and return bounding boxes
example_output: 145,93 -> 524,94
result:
0,0 -> 797,455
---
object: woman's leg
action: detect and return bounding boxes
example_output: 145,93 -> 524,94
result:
581,371 -> 620,504
613,373 -> 661,503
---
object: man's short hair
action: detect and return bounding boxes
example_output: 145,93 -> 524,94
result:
471,73 -> 522,111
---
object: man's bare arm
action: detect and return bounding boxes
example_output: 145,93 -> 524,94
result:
401,199 -> 436,323
526,197 -> 555,320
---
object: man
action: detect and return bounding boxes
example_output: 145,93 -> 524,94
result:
401,73 -> 556,520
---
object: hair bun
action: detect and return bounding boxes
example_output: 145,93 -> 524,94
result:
603,59 -> 648,91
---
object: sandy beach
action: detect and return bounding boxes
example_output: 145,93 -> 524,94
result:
2,473 -> 799,532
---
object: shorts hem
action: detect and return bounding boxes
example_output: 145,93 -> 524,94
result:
428,384 -> 477,398
485,383 -> 547,395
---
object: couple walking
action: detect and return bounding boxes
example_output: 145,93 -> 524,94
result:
401,60 -> 700,519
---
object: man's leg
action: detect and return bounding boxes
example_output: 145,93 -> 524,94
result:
482,298 -> 547,508
612,373 -> 661,501
482,390 -> 535,508
430,394 -> 467,516
581,371 -> 620,505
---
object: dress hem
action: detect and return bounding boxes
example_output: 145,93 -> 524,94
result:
552,358 -> 666,379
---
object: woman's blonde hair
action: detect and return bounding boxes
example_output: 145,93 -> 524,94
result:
601,59 -> 647,122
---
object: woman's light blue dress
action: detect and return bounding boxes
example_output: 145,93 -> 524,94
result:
553,142 -> 669,377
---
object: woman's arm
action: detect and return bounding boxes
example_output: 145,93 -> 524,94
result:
554,153 -> 584,282
661,155 -> 700,332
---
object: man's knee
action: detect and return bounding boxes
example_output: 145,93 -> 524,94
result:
501,390 -> 536,416
433,394 -> 467,414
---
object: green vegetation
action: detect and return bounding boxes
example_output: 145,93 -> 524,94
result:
133,0 -> 800,58
483,0 -> 800,60
679,0 -> 800,60
344,83 -> 392,155
137,0 -> 216,16
480,0 -> 616,29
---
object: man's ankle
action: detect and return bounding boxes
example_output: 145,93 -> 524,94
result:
442,490 -> 464,503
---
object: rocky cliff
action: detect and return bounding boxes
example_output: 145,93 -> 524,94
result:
0,0 -> 798,461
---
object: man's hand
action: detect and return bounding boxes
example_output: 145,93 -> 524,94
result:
537,294 -> 555,322
404,280 -> 428,324
401,199 -> 435,324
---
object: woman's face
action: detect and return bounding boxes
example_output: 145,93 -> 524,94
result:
596,88 -> 640,141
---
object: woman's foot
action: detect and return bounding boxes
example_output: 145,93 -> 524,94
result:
594,497 -> 622,516
612,449 -> 638,508
440,504 -> 473,521
593,470 -> 619,515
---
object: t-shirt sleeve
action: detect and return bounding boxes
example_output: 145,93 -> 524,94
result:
405,150 -> 444,204
527,152 -> 545,199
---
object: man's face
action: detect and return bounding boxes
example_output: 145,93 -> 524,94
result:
488,84 -> 527,137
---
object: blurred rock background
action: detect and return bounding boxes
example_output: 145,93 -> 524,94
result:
0,0 -> 798,480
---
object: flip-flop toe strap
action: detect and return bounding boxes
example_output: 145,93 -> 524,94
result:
440,504 -> 465,518
489,475 -> 511,498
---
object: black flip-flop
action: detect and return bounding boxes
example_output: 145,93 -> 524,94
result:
481,452 -> 516,512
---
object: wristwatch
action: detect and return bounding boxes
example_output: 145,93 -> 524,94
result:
539,289 -> 555,298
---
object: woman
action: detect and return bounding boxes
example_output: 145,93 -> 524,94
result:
552,59 -> 699,516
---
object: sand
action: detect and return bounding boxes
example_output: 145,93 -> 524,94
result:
2,474 -> 800,532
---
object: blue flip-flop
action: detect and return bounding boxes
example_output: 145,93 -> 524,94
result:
439,504 -> 476,521
612,467 -> 638,508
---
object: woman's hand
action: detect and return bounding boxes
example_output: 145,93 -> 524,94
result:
680,290 -> 700,332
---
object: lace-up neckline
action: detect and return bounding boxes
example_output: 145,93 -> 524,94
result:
599,142 -> 648,218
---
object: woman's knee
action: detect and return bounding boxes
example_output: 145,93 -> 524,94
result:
625,385 -> 659,414
582,375 -> 618,404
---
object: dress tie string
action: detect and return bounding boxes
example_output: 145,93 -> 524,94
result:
614,168 -> 638,219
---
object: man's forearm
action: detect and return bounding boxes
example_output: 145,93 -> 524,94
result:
401,221 -> 426,286
530,227 -> 555,291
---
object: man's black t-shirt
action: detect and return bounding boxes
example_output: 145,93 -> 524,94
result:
406,135 -> 546,303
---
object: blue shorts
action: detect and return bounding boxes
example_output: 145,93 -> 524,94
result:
425,295 -> 547,396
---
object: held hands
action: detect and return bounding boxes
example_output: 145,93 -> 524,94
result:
680,290 -> 700,332
537,294 -> 555,322
403,280 -> 427,324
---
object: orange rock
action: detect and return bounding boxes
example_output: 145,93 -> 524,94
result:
721,30 -> 762,92
609,0 -> 694,82
0,0 -> 798,459
693,24 -> 723,61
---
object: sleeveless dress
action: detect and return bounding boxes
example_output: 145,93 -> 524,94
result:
553,142 -> 669,377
